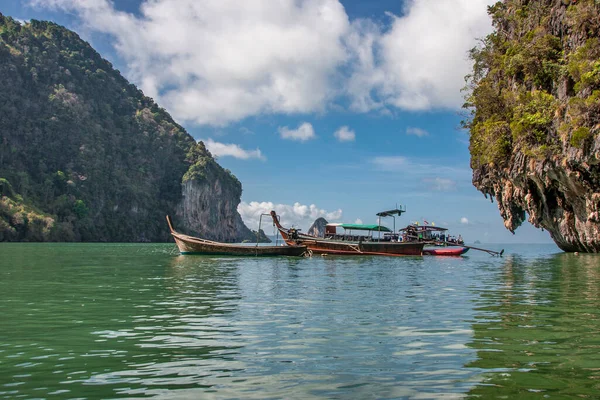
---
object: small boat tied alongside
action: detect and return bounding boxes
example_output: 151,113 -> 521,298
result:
166,216 -> 307,257
270,205 -> 503,257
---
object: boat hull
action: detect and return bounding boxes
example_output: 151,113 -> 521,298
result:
422,246 -> 469,256
171,232 -> 307,257
307,240 -> 423,256
277,235 -> 423,257
269,211 -> 423,256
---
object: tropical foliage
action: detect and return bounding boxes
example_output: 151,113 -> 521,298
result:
464,0 -> 600,168
0,14 -> 238,241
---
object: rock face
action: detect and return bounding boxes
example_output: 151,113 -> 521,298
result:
0,15 -> 255,242
308,217 -> 328,237
252,229 -> 271,243
178,178 -> 254,243
465,0 -> 600,252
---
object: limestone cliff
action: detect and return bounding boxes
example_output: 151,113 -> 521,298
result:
308,217 -> 328,237
465,0 -> 600,252
177,163 -> 254,242
0,14 -> 254,242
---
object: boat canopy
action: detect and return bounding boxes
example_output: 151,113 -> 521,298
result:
399,225 -> 448,232
376,207 -> 406,217
339,223 -> 392,232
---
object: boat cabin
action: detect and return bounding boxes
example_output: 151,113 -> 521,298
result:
323,205 -> 409,242
324,223 -> 393,242
319,205 -> 464,244
399,224 -> 464,244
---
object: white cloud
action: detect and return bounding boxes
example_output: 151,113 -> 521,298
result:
371,156 -> 409,170
371,156 -> 470,177
346,0 -> 495,112
34,0 -> 350,126
278,122 -> 316,142
424,177 -> 456,191
406,127 -> 429,137
203,138 -> 265,160
461,217 -> 469,224
33,0 -> 494,125
354,218 -> 363,224
334,126 -> 356,142
238,201 -> 342,231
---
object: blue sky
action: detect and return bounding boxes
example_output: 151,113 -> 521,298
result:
3,0 -> 556,244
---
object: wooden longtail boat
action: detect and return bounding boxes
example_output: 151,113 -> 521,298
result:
269,210 -> 424,257
166,216 -> 307,257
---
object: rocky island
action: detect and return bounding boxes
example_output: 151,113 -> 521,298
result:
465,0 -> 600,252
0,14 -> 261,242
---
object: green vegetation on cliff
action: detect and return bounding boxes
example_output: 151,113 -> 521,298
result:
463,0 -> 600,252
464,0 -> 600,168
0,14 -> 243,242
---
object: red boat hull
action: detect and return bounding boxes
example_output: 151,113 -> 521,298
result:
422,246 -> 469,256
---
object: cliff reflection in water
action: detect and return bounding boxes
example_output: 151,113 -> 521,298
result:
467,253 -> 600,398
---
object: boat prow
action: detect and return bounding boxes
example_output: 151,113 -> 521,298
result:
166,216 -> 307,257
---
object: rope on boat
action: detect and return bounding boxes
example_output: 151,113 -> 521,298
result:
347,244 -> 362,253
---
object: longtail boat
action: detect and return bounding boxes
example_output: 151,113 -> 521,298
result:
269,210 -> 424,256
167,216 -> 307,257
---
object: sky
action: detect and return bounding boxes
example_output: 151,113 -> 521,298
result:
2,0 -> 557,245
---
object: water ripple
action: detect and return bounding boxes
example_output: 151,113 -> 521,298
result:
3,243 -> 600,398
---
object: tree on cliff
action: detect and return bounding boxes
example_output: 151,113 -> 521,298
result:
463,0 -> 600,252
0,14 -> 255,242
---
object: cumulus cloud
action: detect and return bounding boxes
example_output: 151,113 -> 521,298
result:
354,218 -> 363,224
33,0 -> 494,125
334,126 -> 356,142
406,127 -> 429,137
278,122 -> 316,142
238,201 -> 342,231
34,0 -> 349,126
346,0 -> 495,112
203,138 -> 265,160
461,217 -> 469,224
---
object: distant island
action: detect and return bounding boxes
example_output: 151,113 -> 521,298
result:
464,0 -> 600,252
0,14 -> 263,243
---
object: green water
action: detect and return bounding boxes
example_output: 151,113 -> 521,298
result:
0,243 -> 599,399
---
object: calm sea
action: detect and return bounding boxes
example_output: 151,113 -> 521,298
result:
1,243 -> 599,399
